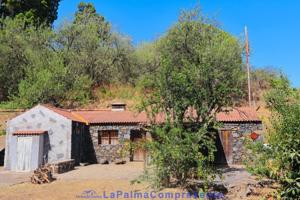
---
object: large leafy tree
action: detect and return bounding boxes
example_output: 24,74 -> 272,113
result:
142,8 -> 243,188
0,16 -> 92,108
58,2 -> 136,86
0,0 -> 60,25
0,2 -> 137,107
0,18 -> 28,101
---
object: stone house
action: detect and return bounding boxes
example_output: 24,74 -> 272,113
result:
4,103 -> 262,172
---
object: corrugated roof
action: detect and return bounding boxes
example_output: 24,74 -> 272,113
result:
44,104 -> 86,123
13,130 -> 47,135
42,105 -> 261,124
216,107 -> 260,122
72,110 -> 148,124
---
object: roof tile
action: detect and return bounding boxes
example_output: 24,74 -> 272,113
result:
216,107 -> 260,122
13,130 -> 47,135
43,105 -> 261,124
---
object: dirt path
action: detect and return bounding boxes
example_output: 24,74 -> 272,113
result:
0,168 -> 31,187
56,162 -> 144,181
0,163 -> 276,200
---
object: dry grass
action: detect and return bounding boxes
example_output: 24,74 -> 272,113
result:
0,110 -> 24,134
83,84 -> 143,111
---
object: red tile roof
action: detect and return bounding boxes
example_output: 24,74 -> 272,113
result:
72,110 -> 148,124
13,130 -> 47,136
216,107 -> 260,122
44,105 -> 86,123
43,105 -> 261,124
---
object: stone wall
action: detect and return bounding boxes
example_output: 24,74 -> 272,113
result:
89,122 -> 263,165
49,159 -> 75,174
222,122 -> 263,164
89,124 -> 141,163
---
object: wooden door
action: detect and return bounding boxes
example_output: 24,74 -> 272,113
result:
131,131 -> 145,161
16,137 -> 32,172
219,130 -> 233,164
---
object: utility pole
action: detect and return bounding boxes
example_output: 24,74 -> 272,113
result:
245,26 -> 252,107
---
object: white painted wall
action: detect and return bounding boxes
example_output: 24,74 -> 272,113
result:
4,105 -> 72,171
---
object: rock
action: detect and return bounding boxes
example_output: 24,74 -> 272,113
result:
99,159 -> 108,164
245,185 -> 254,196
80,162 -> 89,166
257,179 -> 275,188
245,184 -> 259,197
114,159 -> 126,165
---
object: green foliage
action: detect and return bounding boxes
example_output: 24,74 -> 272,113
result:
57,2 -> 137,85
0,129 -> 5,136
148,11 -> 244,123
0,17 -> 29,101
246,77 -> 300,199
0,0 -> 60,25
250,67 -> 281,102
245,140 -> 277,178
148,124 -> 216,189
142,7 -> 243,189
63,75 -> 92,107
133,42 -> 161,77
0,2 -> 138,108
14,54 -> 67,107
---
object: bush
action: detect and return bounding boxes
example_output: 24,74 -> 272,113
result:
0,130 -> 5,136
246,77 -> 300,199
147,124 -> 216,189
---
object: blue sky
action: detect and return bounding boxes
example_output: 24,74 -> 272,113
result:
55,0 -> 300,87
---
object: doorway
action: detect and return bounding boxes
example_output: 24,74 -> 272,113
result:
215,130 -> 233,165
16,137 -> 32,172
130,130 -> 145,161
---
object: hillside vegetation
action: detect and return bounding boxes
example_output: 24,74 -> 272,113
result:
0,2 -> 281,110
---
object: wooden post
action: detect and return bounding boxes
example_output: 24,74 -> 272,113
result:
245,26 -> 252,107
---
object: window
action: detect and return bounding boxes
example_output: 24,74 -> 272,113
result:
98,130 -> 119,145
110,131 -> 119,145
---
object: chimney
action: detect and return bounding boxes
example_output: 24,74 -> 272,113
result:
111,102 -> 126,111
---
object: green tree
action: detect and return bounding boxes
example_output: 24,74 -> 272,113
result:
0,2 -> 138,108
0,17 -> 53,101
134,42 -> 161,77
249,67 -> 280,103
57,2 -> 136,86
0,0 -> 60,25
0,18 -> 27,101
142,8 -> 243,188
0,16 -> 92,108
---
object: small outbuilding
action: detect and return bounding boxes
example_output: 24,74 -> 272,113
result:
4,105 -> 88,171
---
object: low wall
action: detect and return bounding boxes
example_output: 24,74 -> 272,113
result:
49,159 -> 75,174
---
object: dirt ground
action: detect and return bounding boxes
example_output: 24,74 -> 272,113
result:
0,162 -> 276,200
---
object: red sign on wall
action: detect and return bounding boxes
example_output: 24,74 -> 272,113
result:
250,132 -> 259,140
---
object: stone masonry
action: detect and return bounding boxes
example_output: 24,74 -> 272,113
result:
89,124 -> 142,163
222,122 -> 263,164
